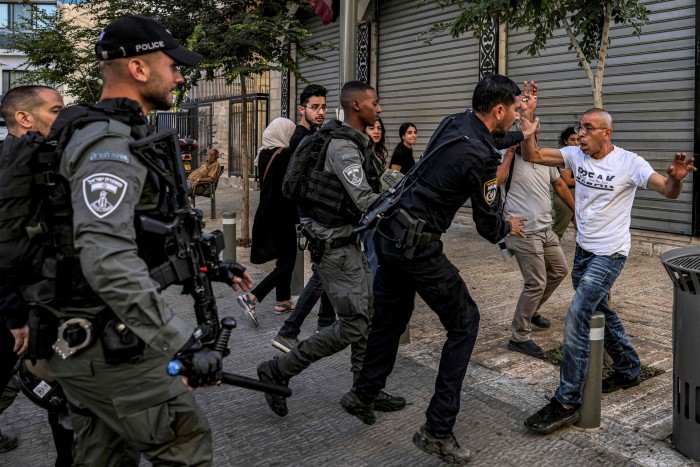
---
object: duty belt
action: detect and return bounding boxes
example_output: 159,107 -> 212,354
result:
297,224 -> 359,264
379,208 -> 441,259
325,233 -> 359,250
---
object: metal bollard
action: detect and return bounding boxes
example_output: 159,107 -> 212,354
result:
210,195 -> 217,219
290,227 -> 304,295
222,212 -> 236,263
575,311 -> 605,428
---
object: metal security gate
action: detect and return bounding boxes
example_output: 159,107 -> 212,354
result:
377,0 -> 480,155
155,111 -> 194,138
229,94 -> 269,178
507,0 -> 695,235
297,14 -> 340,120
156,106 -> 213,166
192,104 -> 213,166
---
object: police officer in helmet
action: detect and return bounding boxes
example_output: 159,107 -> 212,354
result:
37,15 -> 252,466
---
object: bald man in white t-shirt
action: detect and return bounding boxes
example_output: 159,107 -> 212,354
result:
519,106 -> 695,435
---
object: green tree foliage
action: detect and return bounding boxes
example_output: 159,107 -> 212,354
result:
8,1 -> 129,103
177,0 -> 325,243
423,0 -> 650,107
9,0 -> 325,241
7,0 -> 323,103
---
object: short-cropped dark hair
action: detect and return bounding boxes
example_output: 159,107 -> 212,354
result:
340,80 -> 374,112
472,74 -> 521,115
299,84 -> 327,106
0,85 -> 56,127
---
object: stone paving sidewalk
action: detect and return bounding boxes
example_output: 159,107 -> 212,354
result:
1,184 -> 698,466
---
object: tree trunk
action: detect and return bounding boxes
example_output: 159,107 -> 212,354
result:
556,0 -> 606,108
239,74 -> 250,244
594,4 -> 613,109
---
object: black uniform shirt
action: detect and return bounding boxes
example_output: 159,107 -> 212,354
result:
396,110 -> 511,244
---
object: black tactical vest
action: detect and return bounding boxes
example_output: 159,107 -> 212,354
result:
297,125 -> 381,228
20,99 -> 177,307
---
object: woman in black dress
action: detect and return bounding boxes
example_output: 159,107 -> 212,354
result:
389,122 -> 417,174
238,117 -> 298,327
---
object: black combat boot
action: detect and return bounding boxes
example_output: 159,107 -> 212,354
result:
412,424 -> 471,464
340,389 -> 376,425
351,372 -> 406,412
256,358 -> 289,417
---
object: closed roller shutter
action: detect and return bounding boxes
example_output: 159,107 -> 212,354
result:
297,15 -> 340,119
377,0 -> 480,157
507,0 -> 695,235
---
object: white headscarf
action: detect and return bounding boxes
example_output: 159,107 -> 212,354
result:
255,117 -> 296,167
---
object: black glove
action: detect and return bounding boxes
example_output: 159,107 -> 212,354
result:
175,339 -> 223,388
210,259 -> 247,285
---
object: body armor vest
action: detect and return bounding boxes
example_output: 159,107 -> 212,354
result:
18,99 -> 178,307
297,125 -> 382,229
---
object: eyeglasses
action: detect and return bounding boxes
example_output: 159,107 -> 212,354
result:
574,123 -> 608,135
304,104 -> 327,111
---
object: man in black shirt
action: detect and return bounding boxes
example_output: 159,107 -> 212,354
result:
340,74 -> 530,465
288,84 -> 328,152
271,84 -> 338,353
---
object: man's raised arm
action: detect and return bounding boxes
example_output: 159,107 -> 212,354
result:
519,117 -> 566,168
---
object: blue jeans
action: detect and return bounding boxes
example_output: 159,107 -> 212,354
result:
278,266 -> 336,337
555,245 -> 640,407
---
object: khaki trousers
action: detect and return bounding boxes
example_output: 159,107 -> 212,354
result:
505,228 -> 568,342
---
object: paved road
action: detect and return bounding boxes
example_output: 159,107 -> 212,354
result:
1,185 -> 697,466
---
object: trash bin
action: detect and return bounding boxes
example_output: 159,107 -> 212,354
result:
660,246 -> 700,461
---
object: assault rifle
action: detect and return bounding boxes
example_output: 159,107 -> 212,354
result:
130,129 -> 245,344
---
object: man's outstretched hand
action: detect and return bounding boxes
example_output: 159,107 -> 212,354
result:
667,152 -> 696,181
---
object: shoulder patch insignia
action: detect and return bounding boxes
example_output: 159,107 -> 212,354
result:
483,178 -> 498,205
82,173 -> 128,218
343,164 -> 364,186
341,152 -> 360,161
89,152 -> 130,164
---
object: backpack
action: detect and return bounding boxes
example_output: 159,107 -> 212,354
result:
0,132 -> 63,285
282,120 -> 373,213
0,104 -> 140,288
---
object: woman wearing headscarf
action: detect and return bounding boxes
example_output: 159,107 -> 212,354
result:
237,117 -> 298,327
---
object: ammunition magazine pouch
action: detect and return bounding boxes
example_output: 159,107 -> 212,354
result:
302,169 -> 345,212
97,309 -> 145,365
379,208 -> 441,260
300,168 -> 361,228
